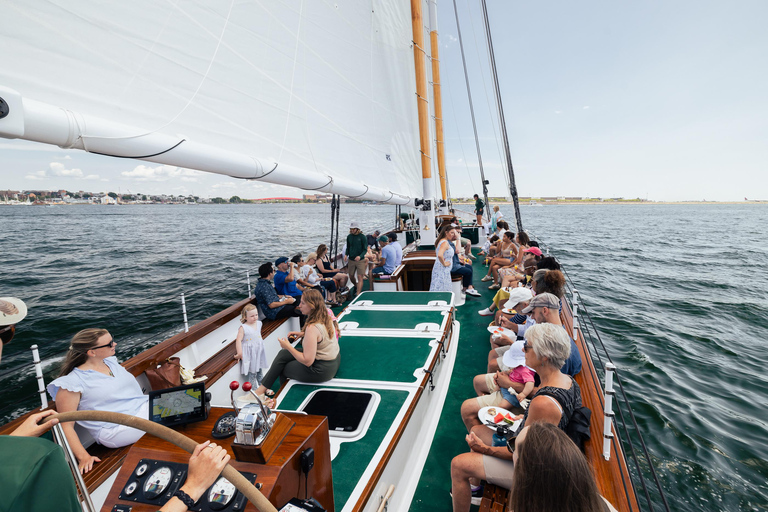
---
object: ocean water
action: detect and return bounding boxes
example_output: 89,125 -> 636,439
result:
1,203 -> 767,511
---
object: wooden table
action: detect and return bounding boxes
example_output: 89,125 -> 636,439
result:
100,408 -> 334,511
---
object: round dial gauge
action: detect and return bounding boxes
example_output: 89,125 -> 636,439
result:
124,481 -> 138,496
135,462 -> 148,477
207,477 -> 237,510
143,466 -> 173,499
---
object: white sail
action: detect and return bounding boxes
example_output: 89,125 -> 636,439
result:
0,0 -> 423,203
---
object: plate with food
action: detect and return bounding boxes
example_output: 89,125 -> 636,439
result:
486,326 -> 516,338
478,406 -> 521,430
501,308 -> 517,315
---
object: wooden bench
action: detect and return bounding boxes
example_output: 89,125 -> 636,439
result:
479,484 -> 510,512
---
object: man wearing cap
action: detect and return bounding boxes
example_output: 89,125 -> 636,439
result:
346,222 -> 368,297
521,292 -> 582,377
367,230 -> 381,251
274,256 -> 304,299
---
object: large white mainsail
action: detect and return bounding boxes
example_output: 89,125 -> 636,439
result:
0,0 -> 424,204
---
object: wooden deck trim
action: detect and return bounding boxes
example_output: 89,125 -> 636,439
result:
560,299 -> 641,512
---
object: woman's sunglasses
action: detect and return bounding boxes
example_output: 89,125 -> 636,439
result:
92,340 -> 116,350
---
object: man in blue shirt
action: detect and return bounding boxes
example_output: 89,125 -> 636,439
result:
522,292 -> 582,377
273,256 -> 303,299
371,235 -> 400,275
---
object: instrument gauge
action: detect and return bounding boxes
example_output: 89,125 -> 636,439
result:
135,462 -> 148,477
207,477 -> 237,510
124,481 -> 138,496
143,466 -> 173,499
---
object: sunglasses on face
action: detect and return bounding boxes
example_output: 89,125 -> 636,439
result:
523,340 -> 531,351
92,340 -> 116,350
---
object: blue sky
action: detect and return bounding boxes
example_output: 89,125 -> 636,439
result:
1,1 -> 766,201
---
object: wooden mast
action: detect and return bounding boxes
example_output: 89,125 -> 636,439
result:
428,1 -> 448,204
411,0 -> 436,245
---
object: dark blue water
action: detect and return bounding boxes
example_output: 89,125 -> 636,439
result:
1,203 -> 766,511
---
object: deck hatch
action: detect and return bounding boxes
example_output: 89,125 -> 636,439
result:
299,389 -> 377,438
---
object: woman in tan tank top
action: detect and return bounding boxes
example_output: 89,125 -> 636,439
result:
481,231 -> 519,290
255,289 -> 340,398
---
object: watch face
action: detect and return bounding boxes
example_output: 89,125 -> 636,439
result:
143,466 -> 172,498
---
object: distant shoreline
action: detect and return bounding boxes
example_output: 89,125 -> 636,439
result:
2,200 -> 765,207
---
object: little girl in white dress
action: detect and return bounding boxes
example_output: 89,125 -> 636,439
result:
234,304 -> 268,385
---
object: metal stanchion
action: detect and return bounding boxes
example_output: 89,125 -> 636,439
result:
603,362 -> 616,461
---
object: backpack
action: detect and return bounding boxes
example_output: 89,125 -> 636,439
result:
537,389 -> 592,451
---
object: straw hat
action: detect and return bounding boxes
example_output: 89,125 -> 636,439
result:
0,297 -> 27,326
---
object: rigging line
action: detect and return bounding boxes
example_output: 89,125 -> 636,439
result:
553,257 -> 669,512
81,0 -> 238,141
478,0 -> 523,231
90,139 -> 186,160
450,0 -> 491,221
444,79 -> 475,194
463,0 -> 507,181
276,0 -> 306,165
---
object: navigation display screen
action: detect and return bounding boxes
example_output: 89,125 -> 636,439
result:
148,382 -> 208,428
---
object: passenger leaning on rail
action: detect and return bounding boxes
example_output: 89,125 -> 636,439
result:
450,323 -> 583,512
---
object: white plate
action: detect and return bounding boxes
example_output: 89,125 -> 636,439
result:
501,308 -> 516,315
487,326 -> 516,338
478,405 -> 519,430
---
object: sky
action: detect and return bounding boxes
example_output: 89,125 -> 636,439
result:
1,1 -> 766,201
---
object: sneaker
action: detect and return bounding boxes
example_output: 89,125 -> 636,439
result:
449,485 -> 484,507
466,289 -> 481,297
481,275 -> 493,282
488,284 -> 500,290
478,307 -> 494,316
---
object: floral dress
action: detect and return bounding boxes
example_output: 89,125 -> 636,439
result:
430,240 -> 454,292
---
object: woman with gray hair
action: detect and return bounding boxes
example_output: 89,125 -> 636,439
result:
450,322 -> 583,511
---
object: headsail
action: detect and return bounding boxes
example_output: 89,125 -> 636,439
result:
0,0 -> 424,204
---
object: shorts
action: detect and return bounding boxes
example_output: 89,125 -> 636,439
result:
482,454 -> 515,489
96,400 -> 149,448
347,259 -> 368,282
475,391 -> 506,408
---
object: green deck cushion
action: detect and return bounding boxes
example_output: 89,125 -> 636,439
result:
339,309 -> 447,330
334,335 -> 435,382
278,385 -> 409,510
352,291 -> 452,306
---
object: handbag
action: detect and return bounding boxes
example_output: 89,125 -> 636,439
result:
145,357 -> 182,390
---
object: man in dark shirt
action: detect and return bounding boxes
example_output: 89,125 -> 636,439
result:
254,263 -> 302,321
474,194 -> 485,226
346,221 -> 368,297
273,256 -> 303,299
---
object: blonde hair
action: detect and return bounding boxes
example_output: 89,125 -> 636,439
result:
240,304 -> 257,323
59,328 -> 109,377
301,289 -> 334,338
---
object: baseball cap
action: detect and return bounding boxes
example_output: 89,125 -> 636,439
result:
274,256 -> 289,266
350,221 -> 360,229
521,292 -> 560,314
524,247 -> 543,256
503,287 -> 534,310
377,235 -> 388,242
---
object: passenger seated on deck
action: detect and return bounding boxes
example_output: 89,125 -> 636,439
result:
274,256 -> 304,299
254,263 -> 303,322
314,244 -> 349,295
254,289 -> 340,398
451,323 -> 582,512
47,328 -> 150,473
508,422 -> 618,512
459,340 -> 535,433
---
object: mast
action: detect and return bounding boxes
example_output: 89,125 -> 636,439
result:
428,0 -> 449,213
479,0 -> 523,232
411,0 -> 437,245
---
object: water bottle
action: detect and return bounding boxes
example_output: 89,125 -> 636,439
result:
492,426 -> 507,447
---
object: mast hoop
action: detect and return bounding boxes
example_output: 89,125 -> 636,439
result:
90,139 -> 186,159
